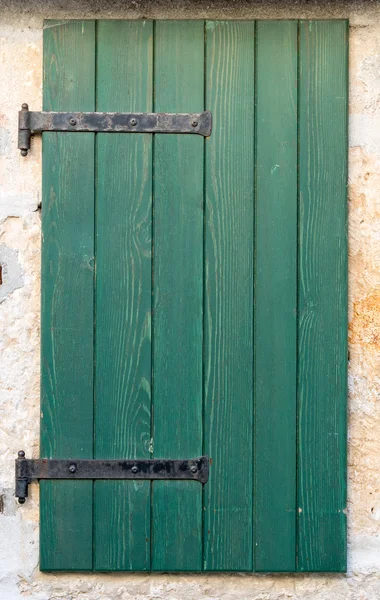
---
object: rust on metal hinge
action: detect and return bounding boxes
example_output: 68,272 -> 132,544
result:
18,103 -> 213,156
15,451 -> 210,503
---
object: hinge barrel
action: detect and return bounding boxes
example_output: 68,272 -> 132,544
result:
18,104 -> 31,156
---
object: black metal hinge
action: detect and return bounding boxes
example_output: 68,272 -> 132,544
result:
18,104 -> 212,156
15,451 -> 209,503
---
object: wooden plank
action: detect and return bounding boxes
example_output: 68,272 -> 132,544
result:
94,20 -> 153,571
152,20 -> 204,571
204,21 -> 255,571
40,20 -> 95,571
254,20 -> 298,572
298,20 -> 348,572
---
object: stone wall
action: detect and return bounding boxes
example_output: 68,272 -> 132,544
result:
1,1 -> 379,598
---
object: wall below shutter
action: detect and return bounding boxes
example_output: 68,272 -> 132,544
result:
40,18 -> 348,572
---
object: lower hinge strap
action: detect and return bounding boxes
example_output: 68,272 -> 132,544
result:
15,451 -> 209,503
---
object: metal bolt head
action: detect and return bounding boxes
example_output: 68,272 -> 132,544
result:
20,149 -> 28,157
190,465 -> 197,474
18,450 -> 26,459
21,103 -> 29,110
18,498 -> 26,504
131,465 -> 138,474
130,118 -> 137,127
69,464 -> 77,473
191,120 -> 198,128
69,118 -> 77,126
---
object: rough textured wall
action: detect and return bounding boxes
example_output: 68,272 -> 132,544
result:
1,1 -> 380,598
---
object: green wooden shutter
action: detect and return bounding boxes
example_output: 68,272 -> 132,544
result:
40,19 -> 348,572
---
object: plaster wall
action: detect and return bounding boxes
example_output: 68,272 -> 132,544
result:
1,1 -> 380,598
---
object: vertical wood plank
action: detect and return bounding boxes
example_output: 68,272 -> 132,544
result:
40,20 -> 95,571
152,20 -> 204,571
254,20 -> 298,572
298,20 -> 348,572
94,20 -> 153,571
204,21 -> 255,571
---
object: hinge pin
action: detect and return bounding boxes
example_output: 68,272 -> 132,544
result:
19,104 -> 30,157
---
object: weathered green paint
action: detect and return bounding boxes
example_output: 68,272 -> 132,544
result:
204,21 -> 255,571
254,20 -> 298,572
94,20 -> 153,571
40,19 -> 348,573
151,21 -> 204,571
40,19 -> 95,571
298,20 -> 348,572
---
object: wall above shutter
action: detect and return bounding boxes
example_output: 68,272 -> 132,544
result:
40,18 -> 348,572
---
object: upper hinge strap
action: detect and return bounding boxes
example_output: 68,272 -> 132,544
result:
18,104 -> 212,156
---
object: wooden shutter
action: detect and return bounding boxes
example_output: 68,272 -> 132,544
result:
40,19 -> 348,572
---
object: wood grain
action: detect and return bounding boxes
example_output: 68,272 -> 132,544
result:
254,20 -> 298,572
298,20 -> 348,572
204,21 -> 255,571
94,20 -> 153,571
40,19 -> 95,571
151,20 -> 204,571
39,18 -> 348,573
